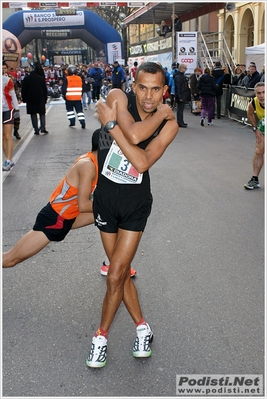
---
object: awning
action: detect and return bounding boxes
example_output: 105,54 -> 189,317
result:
124,2 -> 225,25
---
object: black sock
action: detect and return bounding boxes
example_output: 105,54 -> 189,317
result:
252,176 -> 259,181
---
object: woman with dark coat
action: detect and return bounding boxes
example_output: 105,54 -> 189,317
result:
197,67 -> 217,126
21,62 -> 48,134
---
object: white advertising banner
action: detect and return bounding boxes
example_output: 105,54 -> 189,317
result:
128,52 -> 172,72
176,32 -> 198,74
107,42 -> 123,64
23,10 -> 85,27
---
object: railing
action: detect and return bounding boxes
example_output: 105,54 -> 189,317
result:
221,86 -> 255,124
198,32 -> 236,78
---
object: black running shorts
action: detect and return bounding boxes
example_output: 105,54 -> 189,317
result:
33,203 -> 76,242
93,185 -> 153,233
3,110 -> 14,124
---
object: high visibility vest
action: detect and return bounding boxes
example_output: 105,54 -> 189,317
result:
66,75 -> 82,101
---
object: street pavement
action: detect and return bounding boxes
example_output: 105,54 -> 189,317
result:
2,98 -> 264,397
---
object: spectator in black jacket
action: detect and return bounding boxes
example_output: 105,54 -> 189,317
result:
21,62 -> 48,134
198,67 -> 217,126
211,61 -> 225,119
189,67 -> 201,100
158,20 -> 170,36
174,63 -> 191,127
245,62 -> 261,88
170,14 -> 182,32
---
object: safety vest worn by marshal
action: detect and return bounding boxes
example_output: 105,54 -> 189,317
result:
65,75 -> 83,101
49,152 -> 98,219
253,96 -> 265,135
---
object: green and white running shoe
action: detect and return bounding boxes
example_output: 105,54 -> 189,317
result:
86,335 -> 107,368
132,323 -> 153,358
244,177 -> 260,190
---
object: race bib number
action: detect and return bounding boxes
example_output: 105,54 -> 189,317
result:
102,140 -> 143,184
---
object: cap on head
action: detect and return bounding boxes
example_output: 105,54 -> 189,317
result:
172,62 -> 177,68
215,61 -> 222,67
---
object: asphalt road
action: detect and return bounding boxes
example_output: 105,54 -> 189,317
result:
2,98 -> 264,398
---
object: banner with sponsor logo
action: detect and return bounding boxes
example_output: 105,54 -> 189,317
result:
107,42 -> 123,64
176,32 -> 197,74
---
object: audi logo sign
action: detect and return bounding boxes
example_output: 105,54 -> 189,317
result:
181,58 -> 194,63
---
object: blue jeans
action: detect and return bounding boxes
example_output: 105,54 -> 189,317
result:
82,91 -> 92,108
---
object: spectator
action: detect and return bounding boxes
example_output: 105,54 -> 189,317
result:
21,62 -> 48,135
2,61 -> 19,171
89,62 -> 104,102
158,20 -> 170,36
111,61 -> 125,89
245,62 -> 261,88
174,63 -> 191,127
211,61 -> 225,119
81,64 -> 92,110
232,66 -> 246,86
222,65 -> 232,85
170,14 -> 182,32
189,67 -> 201,101
130,61 -> 138,82
240,69 -> 250,87
163,67 -> 171,103
3,62 -> 22,140
198,67 -> 217,126
169,62 -> 179,109
259,64 -> 265,82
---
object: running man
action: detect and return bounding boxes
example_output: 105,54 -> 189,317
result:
244,82 -> 265,189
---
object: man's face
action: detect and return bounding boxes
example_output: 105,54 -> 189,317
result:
255,86 -> 265,106
2,65 -> 8,75
249,65 -> 256,75
133,70 -> 167,115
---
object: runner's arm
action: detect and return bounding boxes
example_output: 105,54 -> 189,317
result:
76,161 -> 96,213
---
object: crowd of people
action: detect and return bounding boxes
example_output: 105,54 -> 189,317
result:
3,57 -> 264,176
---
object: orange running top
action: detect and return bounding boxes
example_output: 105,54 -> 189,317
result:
50,152 -> 98,219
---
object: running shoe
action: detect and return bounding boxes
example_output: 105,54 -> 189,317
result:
244,177 -> 260,190
100,262 -> 136,277
132,323 -> 153,358
2,160 -> 14,171
200,118 -> 204,126
86,335 -> 107,368
207,122 -> 213,126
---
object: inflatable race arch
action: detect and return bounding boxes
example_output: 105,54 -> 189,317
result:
3,9 -> 123,64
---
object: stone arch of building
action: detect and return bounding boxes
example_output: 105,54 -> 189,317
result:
3,9 -> 123,63
225,14 -> 234,56
240,8 -> 254,47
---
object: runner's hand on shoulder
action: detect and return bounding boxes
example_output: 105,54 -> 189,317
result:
156,103 -> 175,120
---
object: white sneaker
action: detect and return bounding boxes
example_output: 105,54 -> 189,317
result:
2,160 -> 14,171
208,122 -> 213,126
132,323 -> 153,357
86,335 -> 107,368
